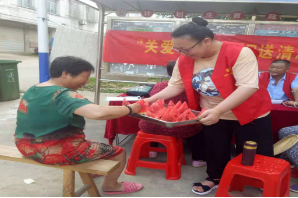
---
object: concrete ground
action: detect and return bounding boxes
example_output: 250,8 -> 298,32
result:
0,54 -> 297,197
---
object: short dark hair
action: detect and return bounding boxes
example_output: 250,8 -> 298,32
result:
271,59 -> 291,67
166,61 -> 176,77
50,56 -> 95,78
171,17 -> 214,41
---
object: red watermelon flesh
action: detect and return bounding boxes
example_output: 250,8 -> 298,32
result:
156,107 -> 167,119
177,102 -> 189,114
175,101 -> 182,109
136,99 -> 144,106
142,100 -> 200,122
144,101 -> 150,108
156,99 -> 165,108
122,98 -> 130,106
145,110 -> 155,117
148,102 -> 163,112
182,110 -> 192,121
169,106 -> 180,120
153,107 -> 168,119
161,108 -> 176,122
167,100 -> 175,107
186,109 -> 196,120
160,110 -> 168,121
177,111 -> 187,121
136,99 -> 148,114
184,113 -> 190,121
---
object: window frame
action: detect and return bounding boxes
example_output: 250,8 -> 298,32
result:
18,0 -> 34,9
46,0 -> 57,15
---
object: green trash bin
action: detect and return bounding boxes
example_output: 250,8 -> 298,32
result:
0,60 -> 22,101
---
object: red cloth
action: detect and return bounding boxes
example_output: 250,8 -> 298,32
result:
271,104 -> 298,143
104,94 -> 298,145
104,93 -> 140,145
178,41 -> 272,125
259,72 -> 296,101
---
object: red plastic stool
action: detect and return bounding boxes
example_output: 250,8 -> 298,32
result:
292,167 -> 298,178
215,154 -> 291,197
125,130 -> 186,180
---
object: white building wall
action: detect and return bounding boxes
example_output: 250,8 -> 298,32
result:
0,0 -> 99,52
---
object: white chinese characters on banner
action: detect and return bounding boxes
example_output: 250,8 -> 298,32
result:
266,12 -> 279,21
173,10 -> 186,18
141,9 -> 154,18
203,11 -> 217,19
231,11 -> 244,20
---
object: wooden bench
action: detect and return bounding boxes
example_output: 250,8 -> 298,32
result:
0,145 -> 120,197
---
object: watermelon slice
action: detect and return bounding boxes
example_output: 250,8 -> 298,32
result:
161,108 -> 175,122
169,106 -> 180,120
122,98 -> 130,106
148,102 -> 163,112
156,107 -> 167,119
184,111 -> 190,120
144,101 -> 150,109
175,101 -> 182,109
167,100 -> 175,107
196,108 -> 207,119
136,99 -> 148,114
185,109 -> 196,120
145,110 -> 155,117
177,111 -> 188,121
156,99 -> 165,108
177,102 -> 189,114
136,99 -> 144,106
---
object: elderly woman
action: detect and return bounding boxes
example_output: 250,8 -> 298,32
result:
15,56 -> 143,195
279,125 -> 298,193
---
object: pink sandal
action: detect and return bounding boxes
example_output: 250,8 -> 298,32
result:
103,182 -> 143,195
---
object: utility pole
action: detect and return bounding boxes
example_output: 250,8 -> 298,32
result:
37,0 -> 50,82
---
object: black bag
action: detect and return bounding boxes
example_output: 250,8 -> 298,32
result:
126,84 -> 154,98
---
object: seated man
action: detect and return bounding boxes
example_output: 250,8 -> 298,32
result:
259,59 -> 298,107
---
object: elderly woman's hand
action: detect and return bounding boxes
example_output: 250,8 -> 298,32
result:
284,101 -> 298,107
129,103 -> 142,114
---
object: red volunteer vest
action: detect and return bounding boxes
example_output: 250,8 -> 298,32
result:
259,72 -> 296,101
178,41 -> 272,125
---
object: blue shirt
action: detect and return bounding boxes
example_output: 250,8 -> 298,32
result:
260,73 -> 298,101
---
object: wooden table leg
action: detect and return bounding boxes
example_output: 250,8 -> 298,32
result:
79,173 -> 101,197
63,170 -> 75,197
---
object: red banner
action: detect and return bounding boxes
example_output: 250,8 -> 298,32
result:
103,30 -> 298,73
103,30 -> 180,66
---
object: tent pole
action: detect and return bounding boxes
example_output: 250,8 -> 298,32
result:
94,3 -> 105,105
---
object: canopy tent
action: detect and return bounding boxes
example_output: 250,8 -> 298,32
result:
93,0 -> 298,15
90,0 -> 298,104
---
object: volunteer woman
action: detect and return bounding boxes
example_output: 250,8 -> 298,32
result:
145,17 -> 273,195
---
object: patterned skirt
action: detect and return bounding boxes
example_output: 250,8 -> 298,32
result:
15,128 -> 123,166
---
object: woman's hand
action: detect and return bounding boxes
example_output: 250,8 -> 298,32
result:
284,101 -> 298,107
129,103 -> 142,114
199,109 -> 221,126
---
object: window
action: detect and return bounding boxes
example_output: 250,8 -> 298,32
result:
47,0 -> 57,15
17,0 -> 34,9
